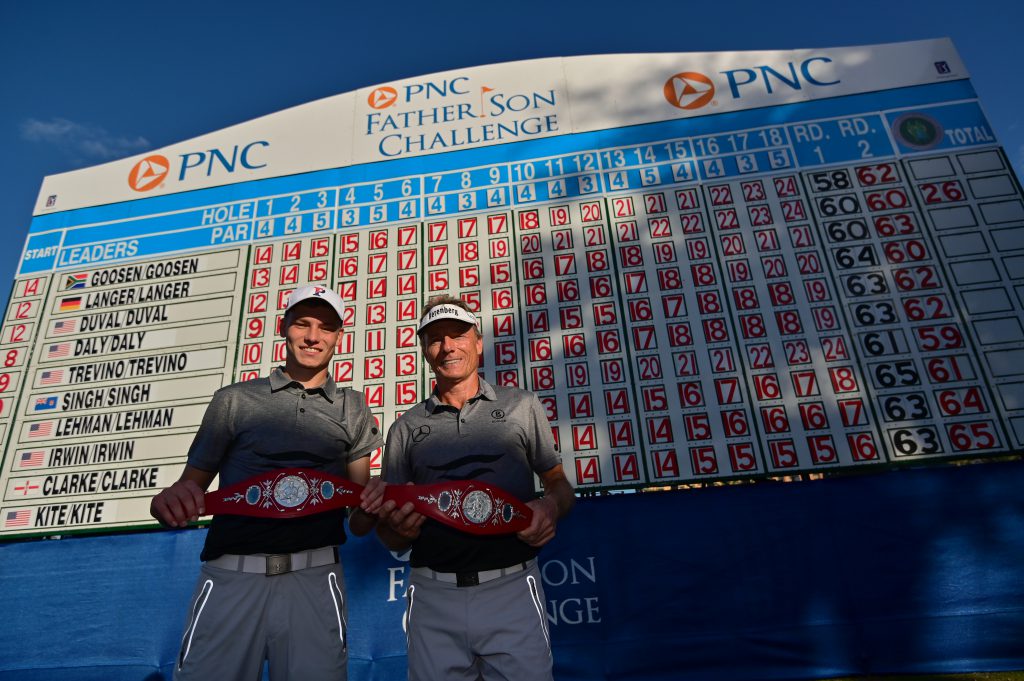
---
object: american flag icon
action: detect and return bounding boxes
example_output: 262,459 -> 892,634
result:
28,422 -> 52,438
18,451 -> 44,468
53,319 -> 77,335
47,343 -> 71,359
4,510 -> 30,527
40,370 -> 63,385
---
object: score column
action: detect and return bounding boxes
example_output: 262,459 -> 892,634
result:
808,158 -> 1001,461
420,164 -> 520,389
333,178 -> 423,466
708,166 -> 879,471
238,189 -> 337,380
0,275 -> 48,532
601,134 -> 774,482
903,147 -> 1020,453
512,153 -> 642,489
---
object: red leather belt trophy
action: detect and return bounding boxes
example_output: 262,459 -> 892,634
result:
203,468 -> 532,536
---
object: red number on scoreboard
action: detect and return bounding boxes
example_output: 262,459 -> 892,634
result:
608,420 -> 635,447
614,454 -> 640,482
761,406 -> 790,434
575,456 -> 602,484
653,450 -> 680,478
728,443 -> 757,472
770,439 -> 799,468
721,410 -> 749,437
572,425 -> 597,451
566,393 -> 592,419
690,447 -> 718,475
808,435 -> 838,464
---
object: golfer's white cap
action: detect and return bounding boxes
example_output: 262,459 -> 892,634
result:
284,285 -> 345,324
417,303 -> 479,335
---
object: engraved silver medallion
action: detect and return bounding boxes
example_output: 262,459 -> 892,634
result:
461,490 -> 493,524
273,475 -> 310,508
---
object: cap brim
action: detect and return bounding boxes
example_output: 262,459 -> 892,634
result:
417,305 -> 479,333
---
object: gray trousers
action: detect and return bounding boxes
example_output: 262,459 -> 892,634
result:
175,561 -> 348,681
405,560 -> 553,681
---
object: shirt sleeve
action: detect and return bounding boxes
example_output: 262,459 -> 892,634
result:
525,392 -> 561,473
343,389 -> 384,462
381,419 -> 413,484
185,387 -> 236,472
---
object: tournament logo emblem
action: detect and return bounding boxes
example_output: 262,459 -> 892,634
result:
127,155 -> 170,192
892,113 -> 943,150
663,72 -> 715,110
368,86 -> 398,109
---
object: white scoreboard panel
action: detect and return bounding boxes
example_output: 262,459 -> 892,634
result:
3,39 -> 1023,537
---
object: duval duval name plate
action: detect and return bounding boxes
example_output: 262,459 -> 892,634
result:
2,38 -> 1023,537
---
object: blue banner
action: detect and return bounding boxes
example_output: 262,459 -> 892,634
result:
2,460 -> 1023,680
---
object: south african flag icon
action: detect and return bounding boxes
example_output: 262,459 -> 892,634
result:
64,273 -> 87,290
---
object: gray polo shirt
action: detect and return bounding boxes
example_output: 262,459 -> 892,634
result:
382,378 -> 560,571
190,367 -> 383,559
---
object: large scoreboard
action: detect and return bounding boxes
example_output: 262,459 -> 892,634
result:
3,39 -> 1022,537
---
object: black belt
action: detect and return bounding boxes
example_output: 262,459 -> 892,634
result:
413,560 -> 532,587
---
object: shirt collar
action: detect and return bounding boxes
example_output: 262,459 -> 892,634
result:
425,376 -> 496,413
269,366 -> 337,402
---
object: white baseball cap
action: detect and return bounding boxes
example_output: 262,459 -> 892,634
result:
284,285 -> 345,324
418,303 -> 479,335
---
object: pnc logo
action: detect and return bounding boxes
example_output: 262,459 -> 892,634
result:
663,72 -> 715,110
368,86 -> 398,109
128,155 -> 170,192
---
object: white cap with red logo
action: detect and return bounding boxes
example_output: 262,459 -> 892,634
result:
284,285 -> 345,323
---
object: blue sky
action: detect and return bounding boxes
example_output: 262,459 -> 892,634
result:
1,0 -> 1021,313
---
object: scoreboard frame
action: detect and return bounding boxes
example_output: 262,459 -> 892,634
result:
3,38 -> 1023,538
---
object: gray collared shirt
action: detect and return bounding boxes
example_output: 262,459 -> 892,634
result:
382,378 -> 560,570
189,367 -> 382,558
189,367 -> 381,485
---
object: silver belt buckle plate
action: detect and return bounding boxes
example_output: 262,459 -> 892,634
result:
266,554 -> 291,576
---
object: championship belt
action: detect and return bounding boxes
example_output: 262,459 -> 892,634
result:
204,468 -> 363,518
203,469 -> 533,535
384,480 -> 532,535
